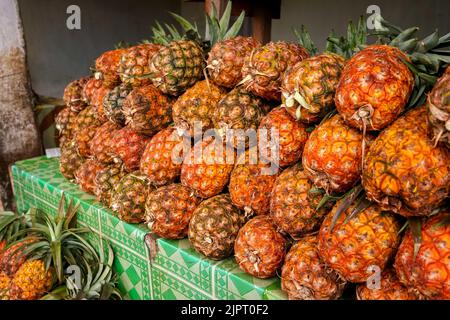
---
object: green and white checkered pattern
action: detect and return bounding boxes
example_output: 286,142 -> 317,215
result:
11,157 -> 287,300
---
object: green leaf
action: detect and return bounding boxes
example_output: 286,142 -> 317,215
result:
408,218 -> 422,260
224,10 -> 245,40
219,1 -> 232,37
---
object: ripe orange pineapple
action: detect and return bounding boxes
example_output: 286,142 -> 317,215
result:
122,85 -> 172,136
335,45 -> 414,131
207,36 -> 260,88
394,213 -> 450,300
82,77 -> 103,104
118,43 -> 163,88
281,236 -> 346,300
146,184 -> 201,239
110,127 -> 150,172
94,164 -> 126,206
181,137 -> 235,199
63,77 -> 90,112
0,272 -> 11,300
103,83 -> 133,126
189,194 -> 246,260
282,53 -> 346,123
229,148 -> 279,216
9,260 -> 53,300
75,159 -> 106,194
356,269 -> 417,300
172,80 -> 227,137
302,114 -> 370,194
90,86 -> 110,123
73,105 -> 102,131
270,164 -> 331,238
94,48 -> 126,88
90,122 -> 121,164
55,107 -> 78,147
363,106 -> 450,217
59,140 -> 85,180
318,201 -> 401,283
235,215 -> 287,279
74,125 -> 99,157
258,106 -> 309,167
241,41 -> 309,101
139,127 -> 189,187
0,239 -> 37,276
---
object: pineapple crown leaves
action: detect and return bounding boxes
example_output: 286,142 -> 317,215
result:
0,210 -> 30,244
329,184 -> 366,231
293,25 -> 318,56
326,16 -> 367,59
205,1 -> 246,46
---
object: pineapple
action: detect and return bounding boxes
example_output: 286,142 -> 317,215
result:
212,87 -> 271,149
229,148 -> 279,216
234,215 -> 287,279
90,122 -> 121,164
427,66 -> 450,148
94,48 -> 126,89
75,159 -> 106,194
241,41 -> 309,101
103,83 -> 133,126
110,172 -> 156,224
363,106 -> 450,217
356,269 -> 417,300
318,201 -> 401,283
258,106 -> 309,167
207,36 -> 260,88
90,86 -> 110,123
139,127 -> 189,187
63,77 -> 90,112
0,272 -> 10,300
94,164 -> 126,206
118,43 -> 163,88
9,260 -> 53,300
73,105 -> 102,131
394,212 -> 450,300
270,164 -> 331,238
281,236 -> 346,300
335,45 -> 414,131
172,80 -> 227,137
55,107 -> 78,147
0,239 -> 37,276
282,53 -> 346,124
181,137 -> 235,198
145,184 -> 201,239
149,40 -> 205,96
302,114 -> 370,194
188,194 -> 246,260
82,77 -> 103,104
110,127 -> 151,172
122,85 -> 173,136
74,125 -> 99,157
59,140 -> 85,180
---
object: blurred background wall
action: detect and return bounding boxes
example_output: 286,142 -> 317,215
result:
18,0 -> 450,98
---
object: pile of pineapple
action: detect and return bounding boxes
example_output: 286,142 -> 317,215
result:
56,2 -> 449,301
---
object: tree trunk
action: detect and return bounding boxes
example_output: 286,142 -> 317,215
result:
0,0 -> 42,210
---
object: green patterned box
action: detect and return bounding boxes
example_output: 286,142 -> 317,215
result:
11,156 -> 287,300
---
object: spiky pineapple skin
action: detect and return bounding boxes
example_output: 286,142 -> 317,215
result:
189,194 -> 246,260
427,66 -> 450,148
259,106 -> 309,167
9,260 -> 53,300
74,125 -> 99,157
207,36 -> 260,88
82,78 -> 103,105
363,106 -> 450,217
0,239 -> 37,277
110,172 -> 155,224
270,164 -> 330,238
281,236 -> 346,300
94,164 -> 126,206
149,40 -> 205,96
172,80 -> 227,137
74,105 -> 102,132
146,184 -> 201,239
64,77 -> 90,112
335,45 -> 414,131
103,83 -> 133,126
75,159 -> 106,194
235,215 -> 287,279
95,48 -> 126,89
241,41 -> 309,101
0,272 -> 11,300
356,269 -> 417,300
122,85 -> 172,136
59,140 -> 85,180
394,213 -> 450,300
229,149 -> 279,216
181,138 -> 235,199
118,44 -> 163,88
282,53 -> 345,124
318,202 -> 401,283
139,127 -> 188,187
90,86 -> 110,123
55,107 -> 78,148
302,114 -> 369,193
110,127 -> 150,172
90,122 -> 121,164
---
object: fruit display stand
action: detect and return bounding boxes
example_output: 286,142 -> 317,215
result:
10,156 -> 287,300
